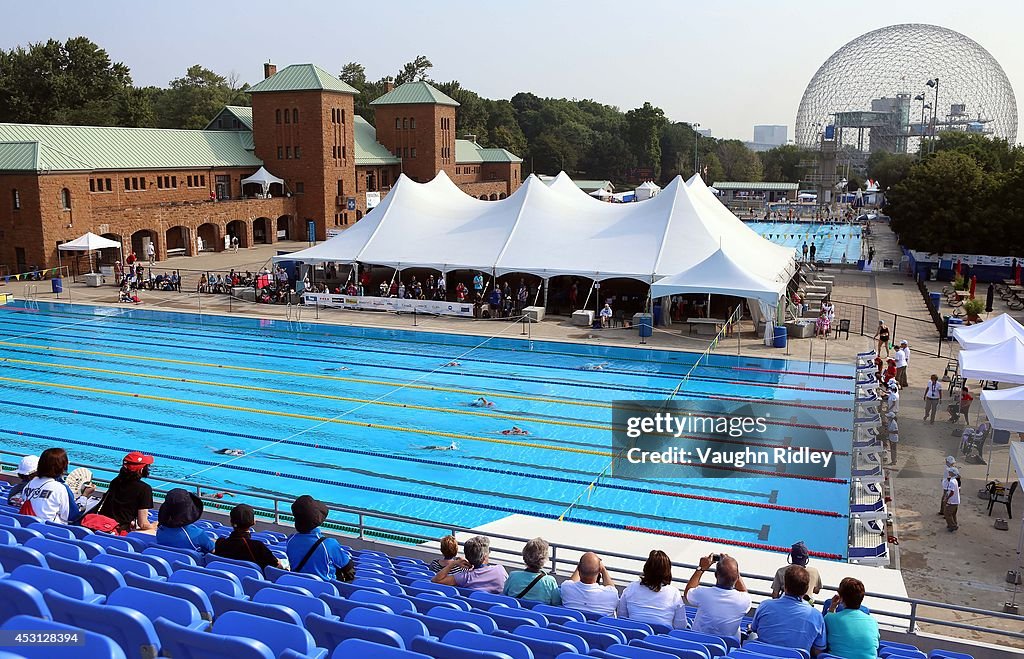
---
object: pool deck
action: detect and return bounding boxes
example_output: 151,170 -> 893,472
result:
2,222 -> 1022,645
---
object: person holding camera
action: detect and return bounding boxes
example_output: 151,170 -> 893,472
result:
560,552 -> 619,616
684,552 -> 752,641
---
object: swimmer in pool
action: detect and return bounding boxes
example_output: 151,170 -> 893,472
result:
500,426 -> 529,436
581,362 -> 608,371
470,397 -> 494,407
422,441 -> 459,451
444,361 -> 461,367
214,448 -> 246,457
321,365 -> 351,371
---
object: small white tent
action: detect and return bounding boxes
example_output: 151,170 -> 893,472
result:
952,313 -> 1024,350
58,232 -> 122,274
650,247 -> 785,308
958,337 -> 1024,384
635,181 -> 662,201
590,188 -> 614,199
240,166 -> 285,197
981,386 -> 1024,433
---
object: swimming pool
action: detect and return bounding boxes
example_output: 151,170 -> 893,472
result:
744,222 -> 862,264
0,302 -> 854,558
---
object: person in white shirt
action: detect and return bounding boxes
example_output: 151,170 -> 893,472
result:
885,414 -> 899,464
599,304 -> 613,328
923,374 -> 942,424
886,386 -> 900,416
560,552 -> 619,616
146,241 -> 156,265
616,550 -> 687,629
895,341 -> 909,388
684,553 -> 752,641
943,467 -> 961,531
18,448 -> 83,525
939,457 -> 958,516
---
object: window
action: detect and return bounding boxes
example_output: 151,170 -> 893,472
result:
294,146 -> 301,160
410,148 -> 417,159
456,167 -> 461,175
276,109 -> 281,124
89,179 -> 95,192
278,146 -> 284,160
395,118 -> 400,130
343,145 -> 346,159
341,109 -> 345,123
140,177 -> 146,190
12,189 -> 20,210
403,147 -> 408,158
131,178 -> 138,190
410,118 -> 416,130
105,178 -> 112,191
200,175 -> 205,186
292,108 -> 298,123
124,177 -> 131,190
286,146 -> 292,159
284,110 -> 290,124
402,118 -> 407,129
171,176 -> 177,188
295,182 -> 304,194
337,180 -> 344,195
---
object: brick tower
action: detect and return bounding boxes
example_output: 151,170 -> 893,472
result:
370,81 -> 460,183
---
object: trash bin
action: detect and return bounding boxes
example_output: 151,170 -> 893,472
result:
637,314 -> 653,338
944,316 -> 963,340
929,292 -> 941,310
652,304 -> 662,326
857,259 -> 865,270
773,326 -> 788,348
50,278 -> 63,294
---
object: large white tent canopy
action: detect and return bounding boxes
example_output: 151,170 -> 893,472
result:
958,337 -> 1024,384
952,313 -> 1024,350
981,385 -> 1024,433
276,171 -> 796,288
650,247 -> 786,308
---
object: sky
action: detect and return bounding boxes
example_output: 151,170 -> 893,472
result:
3,0 -> 1023,141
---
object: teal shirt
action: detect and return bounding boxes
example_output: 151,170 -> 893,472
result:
825,607 -> 879,659
502,570 -> 562,605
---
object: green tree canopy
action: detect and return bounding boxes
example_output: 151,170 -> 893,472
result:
761,144 -> 807,182
154,65 -> 249,129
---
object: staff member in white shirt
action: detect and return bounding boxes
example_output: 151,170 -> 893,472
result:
885,414 -> 899,464
684,553 -> 752,641
18,448 -> 83,525
895,340 -> 910,388
943,467 -> 961,531
560,552 -> 619,616
923,374 -> 942,424
939,457 -> 957,516
617,550 -> 688,629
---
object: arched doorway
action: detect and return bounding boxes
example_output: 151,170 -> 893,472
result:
196,223 -> 220,252
498,193 -> 507,199
479,195 -> 488,200
226,220 -> 249,248
489,193 -> 498,201
253,217 -> 272,244
130,229 -> 157,259
165,226 -> 189,257
276,215 -> 291,240
98,233 -> 122,266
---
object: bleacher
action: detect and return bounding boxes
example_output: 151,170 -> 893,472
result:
0,478 -> 988,659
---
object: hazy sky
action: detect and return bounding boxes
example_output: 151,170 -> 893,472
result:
3,0 -> 1022,141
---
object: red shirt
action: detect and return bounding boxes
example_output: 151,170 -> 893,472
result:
960,392 -> 973,409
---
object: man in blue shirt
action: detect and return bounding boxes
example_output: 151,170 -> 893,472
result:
285,495 -> 353,581
749,565 -> 826,655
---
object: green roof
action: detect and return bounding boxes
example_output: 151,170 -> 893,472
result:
0,123 -> 261,172
354,117 -> 401,166
247,64 -> 358,95
570,179 -> 613,192
713,181 -> 799,191
205,106 -> 253,131
370,81 -> 459,107
455,139 -> 522,165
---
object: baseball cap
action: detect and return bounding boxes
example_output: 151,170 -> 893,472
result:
123,451 -> 155,472
945,455 -> 957,466
790,541 -> 810,565
17,455 -> 39,476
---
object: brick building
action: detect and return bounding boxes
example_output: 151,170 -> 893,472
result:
0,62 -> 522,270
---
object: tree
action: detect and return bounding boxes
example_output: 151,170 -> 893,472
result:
715,140 -> 762,181
625,102 -> 667,178
340,62 -> 367,88
930,131 -> 1020,173
155,65 -> 248,129
866,152 -> 914,190
394,55 -> 432,86
761,144 -> 806,182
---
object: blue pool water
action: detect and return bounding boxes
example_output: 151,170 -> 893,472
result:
745,222 -> 862,264
0,302 -> 855,558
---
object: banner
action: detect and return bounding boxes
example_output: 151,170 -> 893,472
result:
366,191 -> 381,209
303,293 -> 475,317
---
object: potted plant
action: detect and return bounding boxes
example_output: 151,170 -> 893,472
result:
963,298 -> 984,323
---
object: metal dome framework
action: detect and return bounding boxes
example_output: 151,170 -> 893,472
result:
795,24 -> 1018,149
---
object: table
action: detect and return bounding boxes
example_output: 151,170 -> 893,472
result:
685,317 -> 726,336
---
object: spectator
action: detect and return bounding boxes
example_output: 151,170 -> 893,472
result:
428,535 -> 464,575
684,553 -> 752,641
824,577 -> 879,659
503,537 -> 561,605
600,303 -> 613,328
771,541 -> 822,599
617,550 -> 687,629
18,448 -> 82,525
560,552 -> 619,616
156,488 -> 215,554
939,457 -> 958,516
214,504 -> 282,570
943,467 -> 961,532
750,565 -> 827,654
5,454 -> 38,507
958,386 -> 974,425
98,452 -> 156,534
885,414 -> 899,464
923,374 -> 942,424
286,495 -> 354,581
433,535 -> 508,594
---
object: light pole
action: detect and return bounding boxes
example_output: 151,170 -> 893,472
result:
692,123 -> 701,179
926,78 -> 939,153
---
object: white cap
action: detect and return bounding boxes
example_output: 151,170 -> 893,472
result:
945,455 -> 956,466
17,455 -> 38,476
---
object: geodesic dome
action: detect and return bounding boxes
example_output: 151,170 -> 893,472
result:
795,24 -> 1018,148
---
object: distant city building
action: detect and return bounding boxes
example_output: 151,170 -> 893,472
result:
753,125 -> 787,146
696,128 -> 713,138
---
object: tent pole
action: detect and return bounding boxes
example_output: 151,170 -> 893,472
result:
57,250 -> 63,299
542,278 -> 548,311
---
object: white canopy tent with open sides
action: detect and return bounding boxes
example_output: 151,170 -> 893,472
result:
952,313 -> 1024,350
958,336 -> 1024,384
981,385 -> 1024,434
240,166 -> 285,198
57,231 -> 122,275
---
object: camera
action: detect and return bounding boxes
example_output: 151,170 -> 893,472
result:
711,554 -> 721,563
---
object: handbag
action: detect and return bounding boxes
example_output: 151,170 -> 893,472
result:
81,513 -> 123,534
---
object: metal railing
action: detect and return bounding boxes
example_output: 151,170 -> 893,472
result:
826,298 -> 948,358
1,447 -> 1020,642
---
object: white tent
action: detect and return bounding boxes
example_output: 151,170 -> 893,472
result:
275,171 -> 796,287
981,386 -> 1024,433
635,181 -> 662,201
952,313 -> 1024,349
650,247 -> 785,308
240,166 -> 285,197
58,231 -> 122,274
589,188 -> 614,199
958,337 -> 1024,384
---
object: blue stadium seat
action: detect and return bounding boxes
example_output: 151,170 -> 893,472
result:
512,625 -> 588,654
880,650 -> 926,659
212,610 -> 327,659
0,614 -> 126,659
125,532 -> 158,548
276,572 -> 339,598
205,557 -> 264,582
45,520 -> 93,539
94,552 -> 159,579
495,606 -> 548,627
108,585 -> 206,630
350,589 -> 416,615
107,547 -> 173,579
481,608 -> 543,633
242,575 -> 314,599
44,590 -> 161,659
123,572 -> 213,621
321,594 -> 393,618
253,586 -> 333,620
667,630 -> 727,657
0,513 -> 20,527
352,577 -> 405,594
0,579 -> 51,620
409,593 -> 466,613
154,617 -> 273,659
0,528 -> 13,545
336,580 -> 392,598
49,554 -> 126,596
332,638 -> 432,659
8,526 -> 45,544
305,613 -> 405,651
634,636 -> 710,659
54,535 -> 106,559
427,606 -> 499,635
550,622 -> 623,651
9,564 -> 104,604
210,590 -> 303,626
743,641 -> 806,659
403,610 -> 483,637
2,512 -> 40,527
498,630 -> 577,659
170,565 -> 244,598
25,535 -> 87,561
264,564 -> 291,581
0,543 -> 48,570
533,605 -> 585,625
469,591 -> 522,609
411,579 -> 458,597
929,652 -> 974,659
86,534 -> 137,553
596,617 -> 653,641
442,630 -> 533,659
345,608 -> 431,648
402,584 -> 447,598
143,545 -> 198,567
28,521 -> 76,540
409,636 -> 517,659
604,644 -> 677,659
